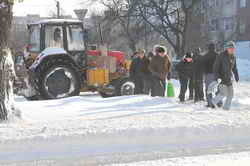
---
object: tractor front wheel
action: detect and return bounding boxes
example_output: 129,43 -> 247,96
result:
39,64 -> 80,99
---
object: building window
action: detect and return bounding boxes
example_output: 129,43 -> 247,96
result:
240,0 -> 246,8
239,23 -> 246,34
209,19 -> 219,31
209,0 -> 219,7
224,17 -> 234,31
215,0 -> 219,6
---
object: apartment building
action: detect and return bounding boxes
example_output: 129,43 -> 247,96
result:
199,0 -> 238,45
199,0 -> 250,45
237,0 -> 250,41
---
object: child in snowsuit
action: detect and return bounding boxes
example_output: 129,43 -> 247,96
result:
176,52 -> 194,102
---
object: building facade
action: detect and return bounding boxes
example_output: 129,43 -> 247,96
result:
200,0 -> 238,46
199,0 -> 250,46
237,0 -> 250,41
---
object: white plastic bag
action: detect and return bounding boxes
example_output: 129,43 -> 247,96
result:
207,81 -> 219,95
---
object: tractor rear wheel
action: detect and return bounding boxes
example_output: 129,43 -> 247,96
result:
99,78 -> 135,98
118,78 -> 135,96
38,63 -> 80,99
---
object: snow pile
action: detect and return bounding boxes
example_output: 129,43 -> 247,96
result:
236,41 -> 250,60
108,151 -> 250,166
237,58 -> 250,81
0,58 -> 250,164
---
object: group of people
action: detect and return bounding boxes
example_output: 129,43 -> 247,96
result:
129,45 -> 171,97
129,41 -> 239,111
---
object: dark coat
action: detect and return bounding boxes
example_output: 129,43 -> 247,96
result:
193,54 -> 204,80
141,57 -> 151,75
213,50 -> 239,86
129,57 -> 145,78
149,55 -> 171,80
176,58 -> 194,80
203,50 -> 218,74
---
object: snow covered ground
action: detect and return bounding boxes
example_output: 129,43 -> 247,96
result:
1,58 -> 250,165
108,151 -> 250,166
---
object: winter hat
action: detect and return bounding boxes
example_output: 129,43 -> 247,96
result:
208,43 -> 215,51
155,45 -> 167,53
185,52 -> 193,58
224,41 -> 236,49
184,52 -> 193,62
137,48 -> 145,54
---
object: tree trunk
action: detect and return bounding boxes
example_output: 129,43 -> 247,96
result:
0,0 -> 15,121
128,39 -> 137,53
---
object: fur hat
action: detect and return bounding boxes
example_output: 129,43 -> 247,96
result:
224,41 -> 236,49
155,45 -> 167,53
137,48 -> 145,54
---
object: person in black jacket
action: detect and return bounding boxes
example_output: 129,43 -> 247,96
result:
202,43 -> 218,107
193,48 -> 204,102
129,49 -> 146,94
176,52 -> 194,102
142,52 -> 154,94
212,41 -> 239,110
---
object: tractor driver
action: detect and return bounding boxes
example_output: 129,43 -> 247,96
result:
53,27 -> 63,48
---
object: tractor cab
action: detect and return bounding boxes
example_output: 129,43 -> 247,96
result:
25,19 -> 86,68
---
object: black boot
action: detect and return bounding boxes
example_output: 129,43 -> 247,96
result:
217,102 -> 223,108
179,95 -> 185,102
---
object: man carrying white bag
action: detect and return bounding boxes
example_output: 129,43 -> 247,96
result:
210,41 -> 239,110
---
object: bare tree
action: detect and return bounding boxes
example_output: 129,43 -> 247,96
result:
0,0 -> 18,121
132,0 -> 201,57
101,0 -> 147,53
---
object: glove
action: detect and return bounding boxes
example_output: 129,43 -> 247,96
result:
167,73 -> 171,80
216,78 -> 221,83
235,77 -> 239,82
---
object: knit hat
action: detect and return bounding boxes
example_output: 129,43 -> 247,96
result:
185,52 -> 193,58
224,41 -> 236,49
208,43 -> 215,51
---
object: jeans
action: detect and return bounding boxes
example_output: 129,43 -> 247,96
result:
205,73 -> 215,106
212,84 -> 234,110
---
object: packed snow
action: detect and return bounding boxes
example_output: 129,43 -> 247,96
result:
1,58 -> 250,165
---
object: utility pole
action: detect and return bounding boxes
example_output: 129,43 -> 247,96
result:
56,1 -> 60,18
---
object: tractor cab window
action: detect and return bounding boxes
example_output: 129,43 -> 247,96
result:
28,25 -> 40,52
45,25 -> 64,48
67,25 -> 85,51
